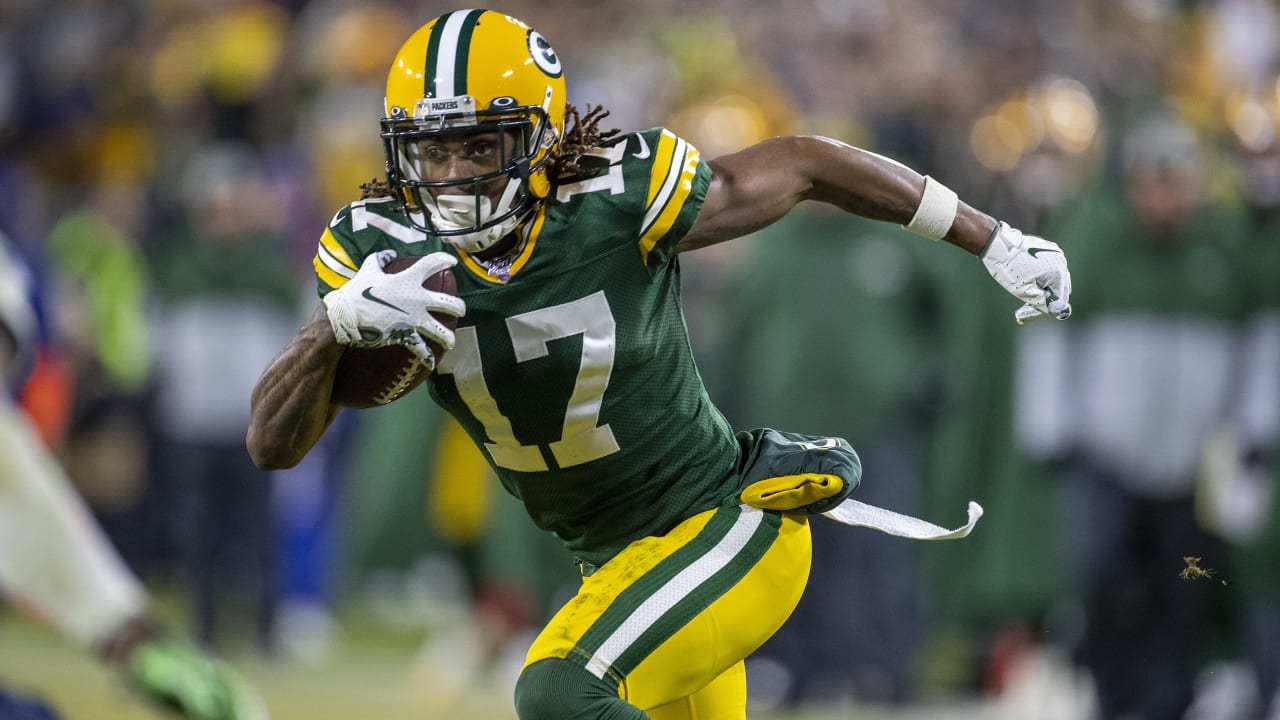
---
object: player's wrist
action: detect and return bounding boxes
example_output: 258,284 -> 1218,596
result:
977,219 -> 1003,259
97,615 -> 163,667
904,176 -> 957,241
980,221 -> 1022,266
322,291 -> 359,345
302,306 -> 349,353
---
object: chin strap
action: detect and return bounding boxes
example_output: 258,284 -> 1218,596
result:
431,178 -> 524,253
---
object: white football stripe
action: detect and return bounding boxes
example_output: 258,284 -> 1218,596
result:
583,506 -> 764,679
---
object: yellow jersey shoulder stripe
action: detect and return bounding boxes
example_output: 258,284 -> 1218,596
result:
318,227 -> 357,272
314,255 -> 350,290
643,130 -> 678,211
315,227 -> 357,288
639,130 -> 700,265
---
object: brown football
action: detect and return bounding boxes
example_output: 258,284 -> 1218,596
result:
330,256 -> 458,409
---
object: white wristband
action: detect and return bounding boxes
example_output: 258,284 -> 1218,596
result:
904,176 -> 958,241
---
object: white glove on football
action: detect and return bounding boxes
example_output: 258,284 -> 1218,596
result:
323,250 -> 465,366
981,222 -> 1073,325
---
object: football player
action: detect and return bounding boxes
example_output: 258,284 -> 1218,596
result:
0,234 -> 269,720
247,9 -> 1072,719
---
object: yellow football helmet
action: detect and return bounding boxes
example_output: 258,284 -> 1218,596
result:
381,9 -> 567,252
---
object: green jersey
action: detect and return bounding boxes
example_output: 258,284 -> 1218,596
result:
314,128 -> 742,567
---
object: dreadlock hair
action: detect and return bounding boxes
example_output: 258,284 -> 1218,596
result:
547,103 -> 619,183
356,102 -> 618,199
360,177 -> 394,199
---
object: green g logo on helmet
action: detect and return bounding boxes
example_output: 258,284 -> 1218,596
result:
527,29 -> 562,78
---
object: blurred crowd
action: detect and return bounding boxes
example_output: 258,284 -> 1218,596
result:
2,0 -> 1280,717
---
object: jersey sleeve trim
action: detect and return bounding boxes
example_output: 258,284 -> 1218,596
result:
314,227 -> 357,289
639,130 -> 701,265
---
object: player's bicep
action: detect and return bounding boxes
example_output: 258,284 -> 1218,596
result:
679,137 -> 812,252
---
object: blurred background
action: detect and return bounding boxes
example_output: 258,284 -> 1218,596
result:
1,0 -> 1279,718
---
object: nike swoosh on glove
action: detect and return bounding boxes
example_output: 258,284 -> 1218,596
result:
981,221 -> 1073,325
323,250 -> 466,366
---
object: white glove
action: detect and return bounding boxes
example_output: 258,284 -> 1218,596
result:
323,250 -> 465,367
981,222 -> 1073,325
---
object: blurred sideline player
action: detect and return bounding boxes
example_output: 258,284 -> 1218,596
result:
0,233 -> 268,720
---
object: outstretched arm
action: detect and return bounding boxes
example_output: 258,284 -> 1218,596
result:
682,136 -> 996,254
683,134 -> 1071,322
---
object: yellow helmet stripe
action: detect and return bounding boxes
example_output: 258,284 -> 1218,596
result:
425,9 -> 483,99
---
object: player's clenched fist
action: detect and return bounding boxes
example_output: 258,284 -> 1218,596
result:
981,221 -> 1073,325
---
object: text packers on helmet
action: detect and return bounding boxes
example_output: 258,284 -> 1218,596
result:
381,9 -> 567,253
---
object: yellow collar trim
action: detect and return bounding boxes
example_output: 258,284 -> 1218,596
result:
457,206 -> 545,284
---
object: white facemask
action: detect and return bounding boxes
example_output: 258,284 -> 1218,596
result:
429,178 -> 525,253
